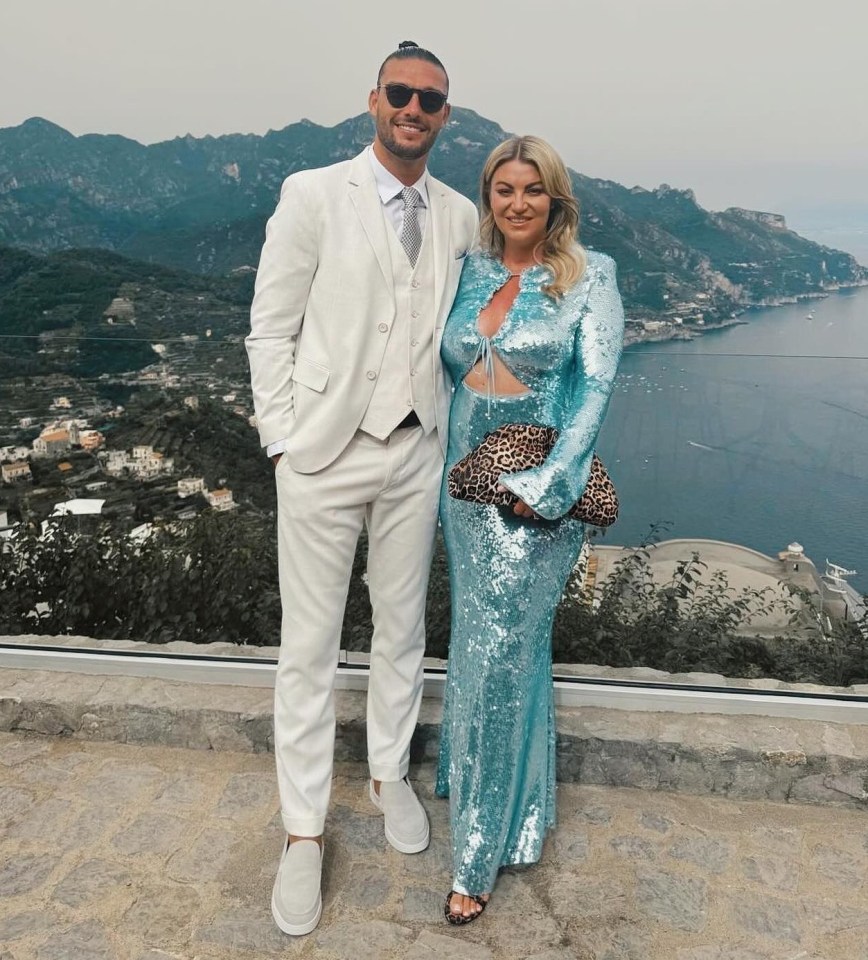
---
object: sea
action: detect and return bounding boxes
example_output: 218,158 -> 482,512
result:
595,284 -> 868,594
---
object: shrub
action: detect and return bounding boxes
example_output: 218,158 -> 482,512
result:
0,513 -> 281,645
2,514 -> 865,688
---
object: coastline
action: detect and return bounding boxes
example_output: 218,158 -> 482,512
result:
624,316 -> 747,348
624,279 -> 868,348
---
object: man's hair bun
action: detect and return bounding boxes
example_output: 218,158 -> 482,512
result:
377,41 -> 448,91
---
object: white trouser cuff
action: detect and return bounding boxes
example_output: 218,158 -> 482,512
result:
281,813 -> 326,837
368,758 -> 410,783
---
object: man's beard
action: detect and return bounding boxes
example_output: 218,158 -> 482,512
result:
376,117 -> 436,161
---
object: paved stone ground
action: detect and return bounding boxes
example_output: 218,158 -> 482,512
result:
1,732 -> 867,959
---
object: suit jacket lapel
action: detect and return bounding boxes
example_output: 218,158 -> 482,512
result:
347,152 -> 394,301
428,177 -> 452,325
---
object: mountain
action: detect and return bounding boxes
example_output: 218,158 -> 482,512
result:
0,112 -> 865,323
0,244 -> 252,378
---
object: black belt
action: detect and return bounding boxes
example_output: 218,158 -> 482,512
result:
395,410 -> 421,430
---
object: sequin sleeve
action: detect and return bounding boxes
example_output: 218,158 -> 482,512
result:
499,254 -> 624,519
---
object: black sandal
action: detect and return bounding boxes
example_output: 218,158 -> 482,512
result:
444,890 -> 488,925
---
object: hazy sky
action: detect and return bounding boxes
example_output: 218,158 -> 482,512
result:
2,0 -> 866,220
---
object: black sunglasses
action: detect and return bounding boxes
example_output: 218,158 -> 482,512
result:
378,83 -> 447,114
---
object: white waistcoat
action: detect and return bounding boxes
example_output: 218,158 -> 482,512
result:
360,208 -> 437,439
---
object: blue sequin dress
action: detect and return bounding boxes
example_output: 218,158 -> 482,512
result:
435,250 -> 624,896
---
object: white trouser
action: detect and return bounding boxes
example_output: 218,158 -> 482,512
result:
273,426 -> 442,836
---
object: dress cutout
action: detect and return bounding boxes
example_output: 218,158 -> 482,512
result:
464,277 -> 531,398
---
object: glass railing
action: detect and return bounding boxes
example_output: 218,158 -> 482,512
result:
2,286 -> 866,693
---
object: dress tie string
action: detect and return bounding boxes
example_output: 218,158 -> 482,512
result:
472,335 -> 496,415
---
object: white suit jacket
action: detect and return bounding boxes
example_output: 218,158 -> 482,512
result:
246,150 -> 478,474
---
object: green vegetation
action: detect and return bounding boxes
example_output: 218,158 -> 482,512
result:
0,392 -> 274,537
0,514 -> 280,645
553,545 -> 868,686
3,515 -> 865,687
1,111 -> 863,317
104,394 -> 275,513
0,244 -> 253,379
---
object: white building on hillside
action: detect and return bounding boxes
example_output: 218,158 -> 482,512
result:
206,488 -> 236,512
33,429 -> 71,458
2,461 -> 33,484
178,477 -> 205,498
1,446 -> 30,463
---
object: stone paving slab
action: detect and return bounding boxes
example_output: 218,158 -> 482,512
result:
3,667 -> 868,808
1,732 -> 867,960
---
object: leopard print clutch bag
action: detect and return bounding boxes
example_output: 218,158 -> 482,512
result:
447,422 -> 619,527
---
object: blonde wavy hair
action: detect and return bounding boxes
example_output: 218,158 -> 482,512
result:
479,136 -> 586,299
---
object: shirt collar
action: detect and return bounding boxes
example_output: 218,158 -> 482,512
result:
367,145 -> 429,208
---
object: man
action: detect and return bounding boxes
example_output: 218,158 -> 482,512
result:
246,41 -> 477,936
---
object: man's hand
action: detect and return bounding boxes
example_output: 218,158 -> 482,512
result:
271,453 -> 283,467
497,484 -> 538,519
512,499 -> 539,519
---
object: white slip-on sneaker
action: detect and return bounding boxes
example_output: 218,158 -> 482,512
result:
271,838 -> 323,936
369,778 -> 430,854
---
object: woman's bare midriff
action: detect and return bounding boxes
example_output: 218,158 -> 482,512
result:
464,352 -> 530,395
463,275 -> 531,397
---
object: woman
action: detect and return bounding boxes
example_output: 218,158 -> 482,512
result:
436,136 -> 624,923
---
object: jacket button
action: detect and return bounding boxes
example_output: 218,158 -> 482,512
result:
378,323 -> 389,333
366,370 -> 377,380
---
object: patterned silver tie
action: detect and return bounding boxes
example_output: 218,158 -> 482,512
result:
399,187 -> 422,266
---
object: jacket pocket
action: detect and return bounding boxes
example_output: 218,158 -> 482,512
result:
291,357 -> 330,393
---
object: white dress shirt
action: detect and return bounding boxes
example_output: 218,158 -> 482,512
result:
368,145 -> 429,237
